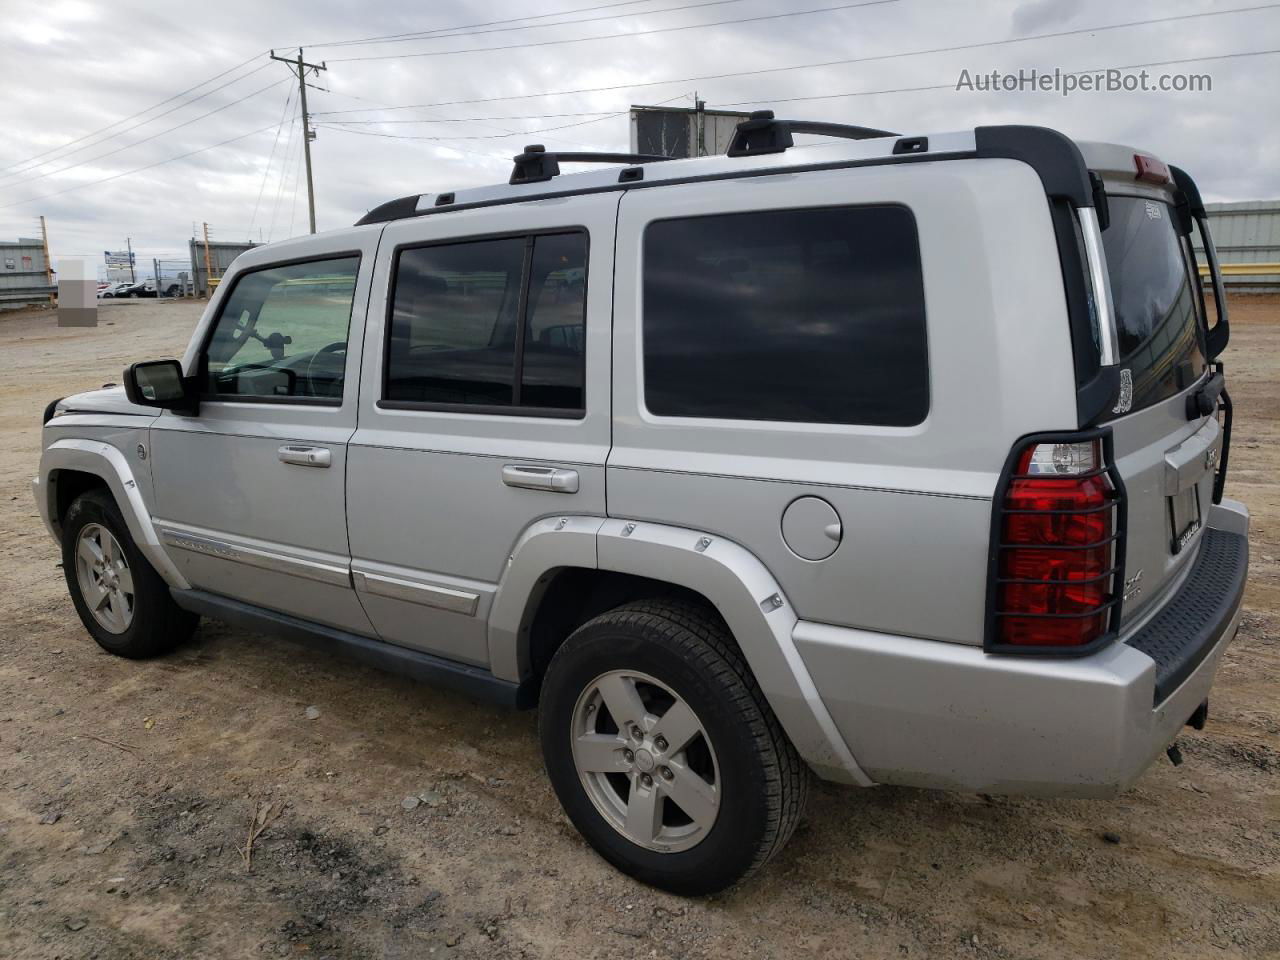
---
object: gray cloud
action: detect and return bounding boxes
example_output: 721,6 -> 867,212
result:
1,0 -> 1277,274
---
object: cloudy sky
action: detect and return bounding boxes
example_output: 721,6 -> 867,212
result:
1,0 -> 1277,274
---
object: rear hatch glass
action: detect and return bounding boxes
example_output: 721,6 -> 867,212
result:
1102,196 -> 1207,413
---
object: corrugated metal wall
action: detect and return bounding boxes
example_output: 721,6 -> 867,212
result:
0,238 -> 54,310
188,239 -> 259,296
1192,200 -> 1280,292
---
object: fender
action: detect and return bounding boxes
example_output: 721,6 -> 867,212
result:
36,438 -> 190,590
488,515 -> 871,786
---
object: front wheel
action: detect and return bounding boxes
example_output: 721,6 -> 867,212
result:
539,599 -> 809,895
62,490 -> 197,658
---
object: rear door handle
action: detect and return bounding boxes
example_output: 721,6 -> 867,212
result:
502,464 -> 579,494
278,445 -> 331,468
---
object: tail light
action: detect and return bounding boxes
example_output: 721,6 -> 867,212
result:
987,430 -> 1126,654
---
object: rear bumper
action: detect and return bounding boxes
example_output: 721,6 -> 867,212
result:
793,498 -> 1249,797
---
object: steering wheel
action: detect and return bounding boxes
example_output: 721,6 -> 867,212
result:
304,341 -> 348,397
224,310 -> 259,352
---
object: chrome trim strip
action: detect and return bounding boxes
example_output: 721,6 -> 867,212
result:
352,570 -> 480,616
1078,206 -> 1119,367
158,529 -> 351,587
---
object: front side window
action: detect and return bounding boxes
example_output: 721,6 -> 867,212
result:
202,257 -> 360,401
642,205 -> 929,426
385,231 -> 587,413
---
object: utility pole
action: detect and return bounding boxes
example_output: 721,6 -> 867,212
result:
270,47 -> 327,235
39,215 -> 54,305
126,236 -> 136,283
695,94 -> 706,158
202,222 -> 213,297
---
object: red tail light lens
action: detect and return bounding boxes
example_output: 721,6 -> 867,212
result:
991,438 -> 1123,650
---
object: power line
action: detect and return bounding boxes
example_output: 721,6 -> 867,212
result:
316,111 -> 633,142
309,0 -> 746,49
329,0 -> 900,62
0,77 -> 290,192
0,54 -> 270,177
322,110 -> 621,125
0,120 -> 289,211
247,87 -> 296,242
313,3 -> 1280,112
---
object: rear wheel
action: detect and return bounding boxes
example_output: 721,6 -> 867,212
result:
62,490 -> 197,658
539,599 -> 809,895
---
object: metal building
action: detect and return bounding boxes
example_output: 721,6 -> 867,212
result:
1192,200 -> 1280,292
0,238 -> 55,310
630,104 -> 753,158
188,239 -> 259,296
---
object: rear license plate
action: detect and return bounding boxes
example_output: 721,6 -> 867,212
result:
1169,486 -> 1203,554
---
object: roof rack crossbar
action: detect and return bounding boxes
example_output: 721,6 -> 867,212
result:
510,144 -> 671,185
726,110 -> 898,158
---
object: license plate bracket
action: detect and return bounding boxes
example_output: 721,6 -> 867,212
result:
1168,486 -> 1203,554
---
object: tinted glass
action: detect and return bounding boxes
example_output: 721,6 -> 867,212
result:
386,238 -> 525,407
203,257 -> 359,401
386,232 -> 587,412
520,233 -> 587,409
643,205 -> 929,425
1102,196 -> 1206,412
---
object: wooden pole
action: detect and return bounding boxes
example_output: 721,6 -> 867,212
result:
39,215 -> 54,305
202,222 -> 214,296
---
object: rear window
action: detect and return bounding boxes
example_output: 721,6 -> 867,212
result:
642,205 -> 929,426
1102,196 -> 1206,412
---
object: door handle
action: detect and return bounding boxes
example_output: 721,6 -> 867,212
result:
502,464 -> 579,494
278,444 -> 332,468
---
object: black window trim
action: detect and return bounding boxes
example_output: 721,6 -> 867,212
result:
377,225 -> 590,420
638,200 -> 931,428
196,250 -> 364,408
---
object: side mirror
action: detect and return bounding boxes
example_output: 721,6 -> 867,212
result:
124,359 -> 197,414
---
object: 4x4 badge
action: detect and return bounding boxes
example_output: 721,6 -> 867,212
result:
1112,368 -> 1134,415
1206,447 -> 1219,469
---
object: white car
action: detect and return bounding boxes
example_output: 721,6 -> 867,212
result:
98,282 -> 133,298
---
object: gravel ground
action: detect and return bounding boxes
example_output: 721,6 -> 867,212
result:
0,298 -> 1277,960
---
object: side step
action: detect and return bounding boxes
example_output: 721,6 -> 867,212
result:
171,589 -> 535,709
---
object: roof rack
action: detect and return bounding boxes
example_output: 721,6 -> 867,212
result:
510,144 -> 671,185
726,110 -> 898,158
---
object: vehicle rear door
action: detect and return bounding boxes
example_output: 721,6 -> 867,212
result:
1091,167 -> 1223,624
346,195 -> 616,667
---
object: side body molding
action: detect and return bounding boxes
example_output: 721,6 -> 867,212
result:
487,516 -> 872,786
36,438 -> 190,590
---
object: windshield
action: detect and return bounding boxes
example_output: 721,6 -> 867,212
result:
1102,195 -> 1206,414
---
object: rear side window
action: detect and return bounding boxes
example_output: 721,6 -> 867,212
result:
642,205 -> 929,426
1102,196 -> 1206,412
385,231 -> 587,413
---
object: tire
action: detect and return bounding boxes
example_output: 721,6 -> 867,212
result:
62,489 -> 197,659
539,598 -> 809,895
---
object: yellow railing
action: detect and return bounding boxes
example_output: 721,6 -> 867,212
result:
1198,262 -> 1280,276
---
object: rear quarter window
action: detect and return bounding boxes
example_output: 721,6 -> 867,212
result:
641,204 -> 929,426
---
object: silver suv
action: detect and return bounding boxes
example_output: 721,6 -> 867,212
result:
35,117 -> 1250,895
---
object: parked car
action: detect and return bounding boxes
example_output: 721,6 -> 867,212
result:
34,119 -> 1248,895
98,282 -> 132,298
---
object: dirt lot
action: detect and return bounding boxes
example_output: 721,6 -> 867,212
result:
0,297 -> 1276,960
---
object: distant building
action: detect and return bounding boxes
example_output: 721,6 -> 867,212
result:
188,238 -> 260,296
1193,200 -> 1280,293
0,238 -> 54,310
630,104 -> 753,159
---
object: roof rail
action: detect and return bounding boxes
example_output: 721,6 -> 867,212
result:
510,144 -> 671,185
726,110 -> 897,158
